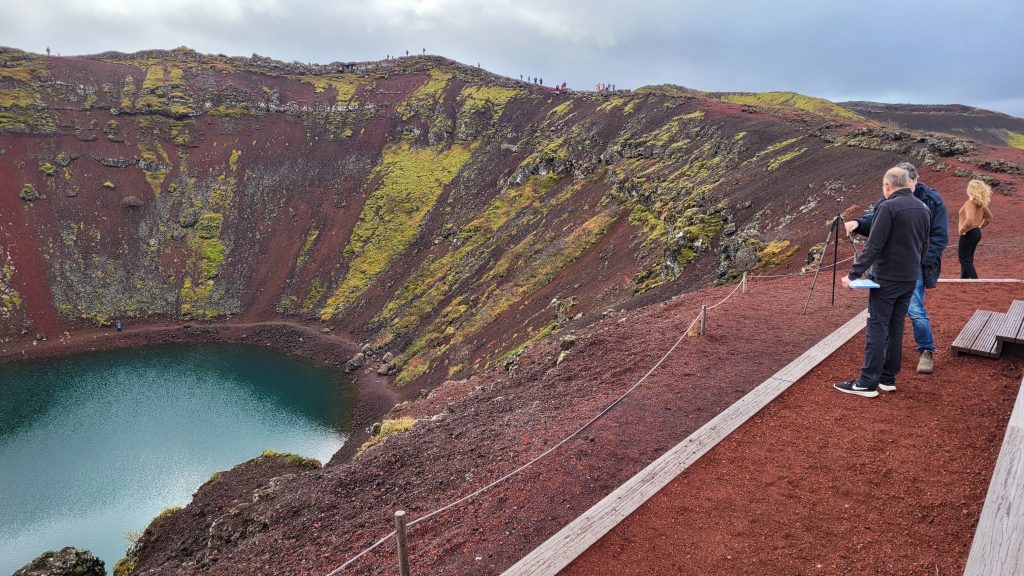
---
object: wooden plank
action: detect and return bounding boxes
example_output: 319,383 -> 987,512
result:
989,301 -> 1024,355
963,375 -> 1024,576
1003,301 -> 1024,344
984,312 -> 1016,357
501,309 -> 869,576
952,311 -> 995,356
938,279 -> 1023,283
975,313 -> 1009,358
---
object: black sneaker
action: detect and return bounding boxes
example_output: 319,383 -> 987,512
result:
878,381 -> 896,392
834,380 -> 879,398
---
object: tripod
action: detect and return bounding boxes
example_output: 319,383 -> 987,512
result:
801,198 -> 861,315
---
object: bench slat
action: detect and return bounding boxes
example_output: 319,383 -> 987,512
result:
952,310 -> 996,355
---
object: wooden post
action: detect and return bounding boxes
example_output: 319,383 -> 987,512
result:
395,510 -> 411,576
699,305 -> 707,336
740,271 -> 748,294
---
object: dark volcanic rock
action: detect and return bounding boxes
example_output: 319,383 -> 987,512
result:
98,157 -> 135,168
13,547 -> 105,576
345,352 -> 365,372
979,158 -> 1021,174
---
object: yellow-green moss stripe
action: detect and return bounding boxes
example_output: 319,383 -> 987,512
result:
321,142 -> 473,319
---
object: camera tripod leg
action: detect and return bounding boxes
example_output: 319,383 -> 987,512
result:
801,217 -> 837,315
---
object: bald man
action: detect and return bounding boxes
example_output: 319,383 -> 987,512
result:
835,167 -> 930,397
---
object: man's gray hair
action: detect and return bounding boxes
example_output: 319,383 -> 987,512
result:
884,167 -> 910,188
896,161 -> 918,180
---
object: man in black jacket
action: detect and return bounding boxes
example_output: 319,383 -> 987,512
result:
844,162 -> 948,374
835,167 -> 930,397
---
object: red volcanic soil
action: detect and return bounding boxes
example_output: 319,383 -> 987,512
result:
300,256 -> 1022,576
564,280 -> 1024,576
5,179 -> 1023,576
122,263 -> 868,575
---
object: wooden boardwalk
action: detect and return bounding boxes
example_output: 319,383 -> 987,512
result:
500,309 -> 869,576
951,300 -> 1024,358
963,372 -> 1024,576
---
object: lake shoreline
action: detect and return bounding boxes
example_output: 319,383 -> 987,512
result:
0,320 -> 404,465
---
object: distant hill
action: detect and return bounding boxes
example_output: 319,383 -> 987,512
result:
638,86 -> 864,121
841,101 -> 1024,148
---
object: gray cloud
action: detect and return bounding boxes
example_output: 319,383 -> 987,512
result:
1,0 -> 1021,117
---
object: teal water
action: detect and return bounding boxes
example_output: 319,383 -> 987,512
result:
0,344 -> 352,574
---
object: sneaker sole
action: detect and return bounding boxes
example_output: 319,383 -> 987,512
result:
834,384 -> 879,398
878,384 -> 896,392
916,367 -> 933,374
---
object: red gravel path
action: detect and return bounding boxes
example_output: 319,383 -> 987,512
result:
563,280 -> 1024,576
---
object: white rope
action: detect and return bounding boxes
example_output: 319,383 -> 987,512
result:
750,255 -> 856,280
707,280 -> 742,310
323,293 -> 726,574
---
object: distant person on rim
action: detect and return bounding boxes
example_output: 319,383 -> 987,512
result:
844,161 -> 947,374
835,166 -> 930,398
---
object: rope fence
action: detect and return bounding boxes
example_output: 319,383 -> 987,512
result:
323,239 -> 1023,575
324,281 -> 747,575
750,242 -> 1024,281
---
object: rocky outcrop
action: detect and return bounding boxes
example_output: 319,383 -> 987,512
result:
12,547 -> 104,576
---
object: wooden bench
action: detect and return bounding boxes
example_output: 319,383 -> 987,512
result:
952,301 -> 1024,359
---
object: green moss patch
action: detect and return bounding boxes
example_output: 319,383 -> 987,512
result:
38,161 -> 56,176
376,174 -> 552,333
457,85 -> 521,123
120,75 -> 136,111
180,276 -> 217,317
297,73 -> 363,105
138,139 -> 171,194
321,142 -> 473,319
259,449 -> 322,470
196,212 -> 223,239
719,91 -> 863,120
196,238 -> 225,279
1,249 -> 22,314
135,65 -> 194,117
756,239 -> 799,270
397,69 -> 452,120
394,210 -> 617,384
767,147 -> 808,171
295,229 -> 319,268
0,51 -> 55,133
360,417 -> 416,452
1006,130 -> 1024,149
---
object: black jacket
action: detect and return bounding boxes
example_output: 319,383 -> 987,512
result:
848,188 -> 930,283
854,182 -> 948,287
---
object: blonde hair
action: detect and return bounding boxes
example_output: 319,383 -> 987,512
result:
967,179 -> 992,207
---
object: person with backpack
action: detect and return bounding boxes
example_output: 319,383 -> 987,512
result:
844,161 -> 947,374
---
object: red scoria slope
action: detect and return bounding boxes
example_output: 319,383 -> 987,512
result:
2,45 -> 1024,574
121,190 -> 1022,575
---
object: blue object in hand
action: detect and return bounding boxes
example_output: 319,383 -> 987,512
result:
849,278 -> 880,289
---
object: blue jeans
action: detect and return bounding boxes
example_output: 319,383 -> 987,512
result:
907,270 -> 935,353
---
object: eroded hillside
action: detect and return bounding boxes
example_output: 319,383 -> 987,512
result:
6,46 -> 1024,575
6,46 -> 1010,390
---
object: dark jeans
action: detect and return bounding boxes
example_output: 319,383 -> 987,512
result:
959,227 -> 982,279
859,279 -> 917,388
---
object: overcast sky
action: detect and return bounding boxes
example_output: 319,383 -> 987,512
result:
2,0 -> 1021,118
